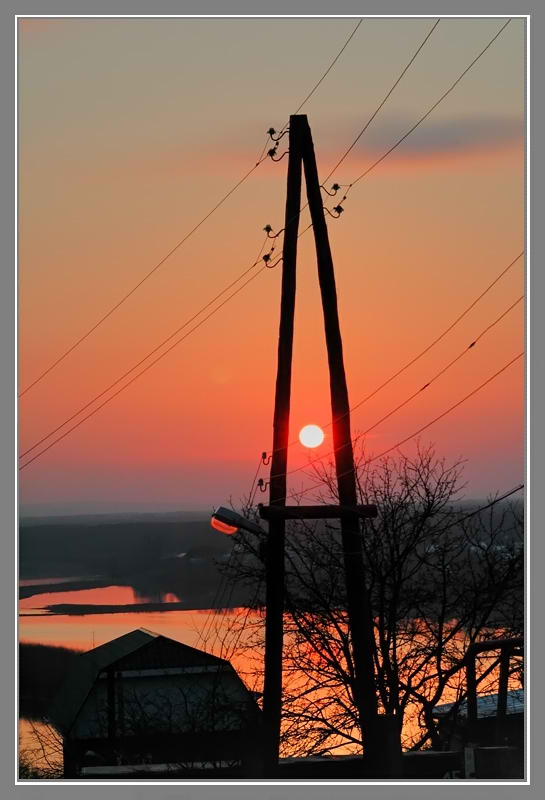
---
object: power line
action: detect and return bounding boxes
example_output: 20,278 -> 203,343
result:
324,18 -> 512,207
18,158 -> 269,398
20,21 -> 365,399
20,217 -> 302,465
20,20 -> 519,469
288,19 -> 363,121
276,296 -> 523,481
24,209 -> 520,469
259,483 -> 524,548
322,18 -> 441,183
242,18 -> 439,528
343,255 -> 523,419
20,237 -> 270,460
429,484 -> 524,541
19,265 -> 268,470
264,251 -> 523,457
257,133 -> 273,165
195,545 -> 240,651
314,351 -> 523,493
261,19 -> 518,460
275,352 -> 523,507
19,221 -> 291,466
269,18 -> 512,270
197,528 -> 263,655
225,577 -> 264,661
347,483 -> 524,550
274,18 -> 441,234
20,16 -> 473,441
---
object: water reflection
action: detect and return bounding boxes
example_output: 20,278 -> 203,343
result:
18,587 -> 519,759
19,584 -> 183,613
18,607 -> 251,651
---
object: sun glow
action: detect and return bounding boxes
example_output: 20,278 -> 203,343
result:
299,424 -> 325,448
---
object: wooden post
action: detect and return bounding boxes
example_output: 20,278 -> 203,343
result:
299,116 -> 385,768
495,647 -> 511,745
106,667 -> 116,764
262,114 -> 304,775
466,651 -> 478,744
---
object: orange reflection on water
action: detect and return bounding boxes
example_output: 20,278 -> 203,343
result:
18,608 -> 248,652
19,585 -> 182,613
18,603 -> 520,758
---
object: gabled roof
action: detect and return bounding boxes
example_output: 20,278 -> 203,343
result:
46,628 -> 230,736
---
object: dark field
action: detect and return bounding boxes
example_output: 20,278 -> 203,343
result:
19,643 -> 79,719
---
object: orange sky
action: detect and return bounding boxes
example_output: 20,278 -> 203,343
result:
18,17 -> 525,513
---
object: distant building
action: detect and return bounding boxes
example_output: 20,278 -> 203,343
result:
47,628 -> 262,778
432,689 -> 524,751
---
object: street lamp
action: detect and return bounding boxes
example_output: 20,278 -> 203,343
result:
210,506 -> 265,536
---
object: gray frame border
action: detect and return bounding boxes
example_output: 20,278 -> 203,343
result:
4,1 -> 541,798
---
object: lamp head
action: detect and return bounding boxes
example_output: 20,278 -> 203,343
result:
211,506 -> 264,536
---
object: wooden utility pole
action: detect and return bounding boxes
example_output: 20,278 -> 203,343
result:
262,115 -> 304,775
299,116 -> 386,768
261,114 -> 397,777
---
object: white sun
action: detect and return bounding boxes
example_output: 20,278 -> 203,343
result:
299,424 -> 325,448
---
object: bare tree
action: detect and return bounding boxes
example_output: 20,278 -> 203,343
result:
19,723 -> 64,779
213,441 -> 524,756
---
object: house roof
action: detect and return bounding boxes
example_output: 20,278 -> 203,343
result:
432,689 -> 524,720
46,628 -> 230,736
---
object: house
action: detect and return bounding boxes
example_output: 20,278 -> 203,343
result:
432,688 -> 524,752
46,628 -> 262,778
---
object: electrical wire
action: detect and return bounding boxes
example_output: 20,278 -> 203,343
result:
436,485 -> 524,533
18,157 -> 269,398
19,265 -> 268,470
20,236 -> 270,460
19,221 -> 313,466
195,546 -> 239,651
266,18 -> 512,276
249,15 -> 510,397
324,18 -> 512,210
20,16 -> 474,456
23,154 -> 520,474
257,134 -> 273,165
273,352 -> 523,507
274,17 -> 442,238
353,482 -> 523,558
346,482 -> 524,552
274,296 -> 523,481
339,255 -> 523,421
287,19 -> 363,122
263,251 -> 523,458
322,18 -> 441,183
241,20 -> 445,477
197,530 -> 261,654
20,19 -> 365,399
222,574 -> 265,664
20,20 -> 519,473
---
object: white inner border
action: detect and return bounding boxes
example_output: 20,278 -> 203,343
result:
14,12 -> 530,788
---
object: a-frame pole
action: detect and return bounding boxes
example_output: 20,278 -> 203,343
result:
299,116 -> 383,767
263,114 -> 304,775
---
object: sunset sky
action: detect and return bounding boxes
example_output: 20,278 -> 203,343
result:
18,17 -> 525,514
